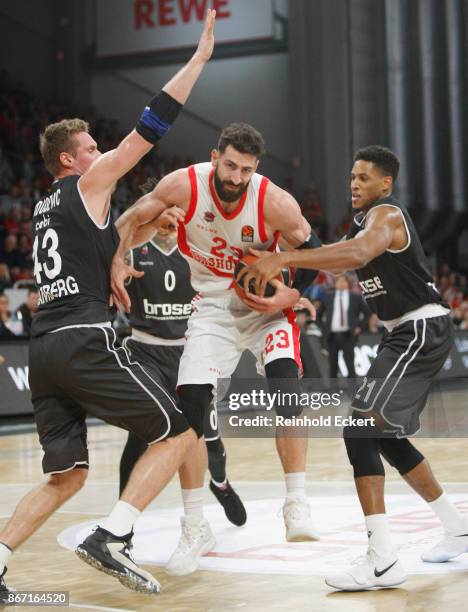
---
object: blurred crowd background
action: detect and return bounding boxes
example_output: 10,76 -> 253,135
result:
1,70 -> 467,340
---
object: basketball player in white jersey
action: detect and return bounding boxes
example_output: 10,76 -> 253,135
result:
112,123 -> 322,575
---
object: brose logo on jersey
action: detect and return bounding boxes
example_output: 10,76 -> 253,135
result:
359,276 -> 386,297
143,299 -> 192,319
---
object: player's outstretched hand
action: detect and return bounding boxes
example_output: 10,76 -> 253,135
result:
111,254 -> 144,312
236,248 -> 289,297
242,280 -> 300,313
195,8 -> 216,62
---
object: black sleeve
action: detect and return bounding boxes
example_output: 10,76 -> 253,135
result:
291,232 -> 322,293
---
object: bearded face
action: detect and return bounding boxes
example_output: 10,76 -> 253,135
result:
213,167 -> 250,203
211,145 -> 259,203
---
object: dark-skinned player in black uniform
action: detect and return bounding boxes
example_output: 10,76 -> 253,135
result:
0,10 -> 216,601
119,179 -> 246,529
238,145 -> 468,591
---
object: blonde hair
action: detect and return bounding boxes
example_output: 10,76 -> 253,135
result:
39,118 -> 89,176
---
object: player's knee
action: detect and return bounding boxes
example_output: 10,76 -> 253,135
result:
265,358 -> 299,380
178,384 -> 213,438
49,467 -> 88,499
343,425 -> 385,478
265,358 -> 301,418
177,426 -> 198,452
380,438 -> 425,475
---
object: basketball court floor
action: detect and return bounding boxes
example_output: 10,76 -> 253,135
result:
1,412 -> 468,612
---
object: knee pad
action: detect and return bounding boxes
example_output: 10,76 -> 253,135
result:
178,384 -> 212,438
380,438 -> 424,475
344,423 -> 385,478
265,358 -> 301,418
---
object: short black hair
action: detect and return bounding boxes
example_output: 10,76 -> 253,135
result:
354,145 -> 400,181
218,123 -> 266,159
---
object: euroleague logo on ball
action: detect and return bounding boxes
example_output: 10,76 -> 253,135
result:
241,225 -> 254,242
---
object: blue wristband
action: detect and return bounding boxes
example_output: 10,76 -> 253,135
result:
136,91 -> 182,144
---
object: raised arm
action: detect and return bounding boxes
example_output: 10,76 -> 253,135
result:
79,9 -> 215,221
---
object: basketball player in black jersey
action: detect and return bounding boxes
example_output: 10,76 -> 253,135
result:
239,146 -> 468,591
119,179 -> 246,527
0,11 -> 216,600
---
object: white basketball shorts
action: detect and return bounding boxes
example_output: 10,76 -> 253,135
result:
177,292 -> 301,387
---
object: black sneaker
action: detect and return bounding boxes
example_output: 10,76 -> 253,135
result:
1,567 -> 15,604
75,527 -> 160,594
209,480 -> 247,526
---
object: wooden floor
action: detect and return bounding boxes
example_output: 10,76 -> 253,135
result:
1,425 -> 468,612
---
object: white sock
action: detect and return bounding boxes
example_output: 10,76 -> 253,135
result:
0,542 -> 12,572
365,514 -> 395,559
211,478 -> 227,489
182,488 -> 204,519
428,492 -> 468,535
285,472 -> 306,498
99,501 -> 141,537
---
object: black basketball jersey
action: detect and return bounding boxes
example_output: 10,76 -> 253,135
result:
346,196 -> 446,320
127,241 -> 196,340
31,175 -> 119,337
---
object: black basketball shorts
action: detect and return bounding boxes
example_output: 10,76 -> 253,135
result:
29,325 -> 189,474
124,338 -> 220,441
351,315 -> 453,437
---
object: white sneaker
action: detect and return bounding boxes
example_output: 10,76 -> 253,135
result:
283,495 -> 320,542
421,532 -> 468,563
165,515 -> 216,576
325,549 -> 407,591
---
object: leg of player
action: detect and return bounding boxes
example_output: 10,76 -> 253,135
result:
380,439 -> 468,563
266,358 -> 319,542
76,428 -> 195,593
165,384 -> 216,576
0,469 -> 88,601
206,403 -> 247,526
119,432 -> 147,496
325,424 -> 407,591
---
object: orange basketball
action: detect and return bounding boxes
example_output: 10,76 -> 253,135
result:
233,253 -> 291,302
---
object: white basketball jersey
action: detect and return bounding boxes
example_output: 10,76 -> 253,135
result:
178,162 -> 279,296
